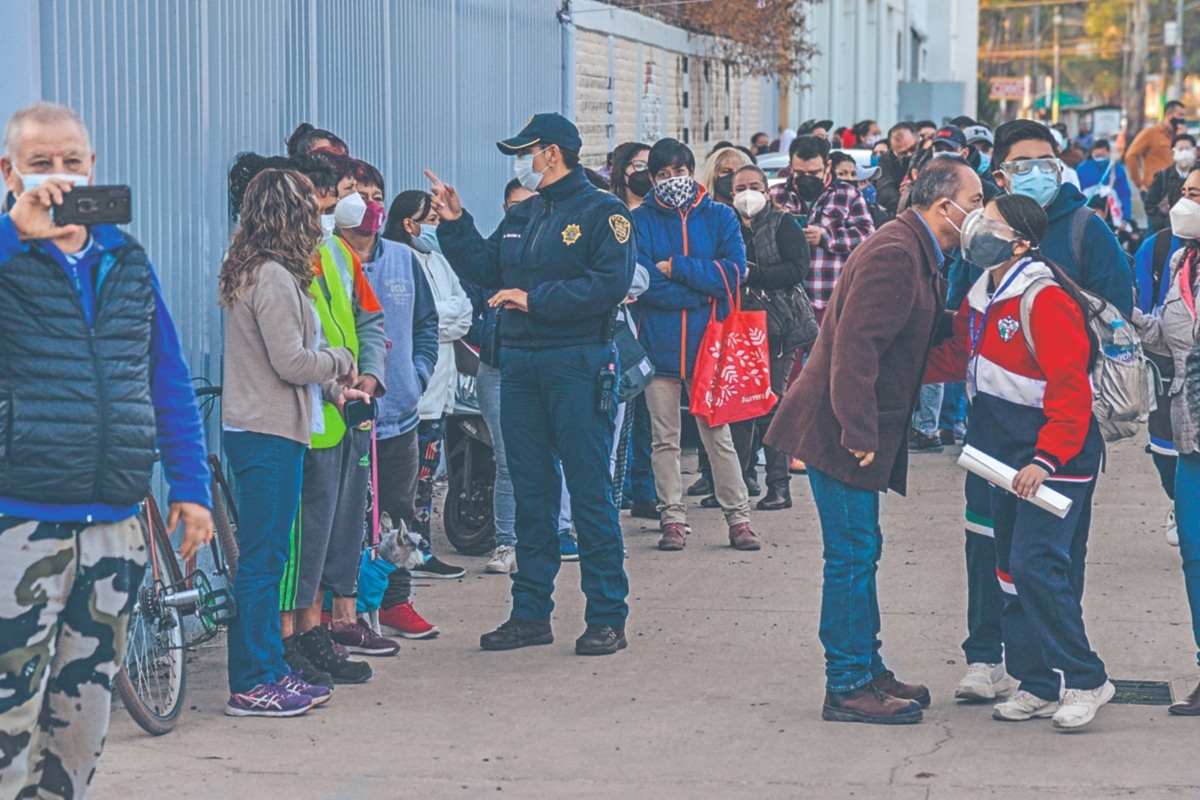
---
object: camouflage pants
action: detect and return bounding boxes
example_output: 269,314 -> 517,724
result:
0,515 -> 147,800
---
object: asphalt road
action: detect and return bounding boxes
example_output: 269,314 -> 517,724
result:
94,437 -> 1200,799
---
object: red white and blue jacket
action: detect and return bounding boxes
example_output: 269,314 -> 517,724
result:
925,258 -> 1103,480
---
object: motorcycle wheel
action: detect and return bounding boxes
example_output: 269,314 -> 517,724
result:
444,442 -> 496,556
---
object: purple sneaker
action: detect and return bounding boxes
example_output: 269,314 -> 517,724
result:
330,619 -> 401,656
278,671 -> 333,706
225,682 -> 313,717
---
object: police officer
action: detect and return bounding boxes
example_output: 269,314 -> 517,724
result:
427,113 -> 636,656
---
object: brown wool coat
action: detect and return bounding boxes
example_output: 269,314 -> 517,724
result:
764,210 -> 946,494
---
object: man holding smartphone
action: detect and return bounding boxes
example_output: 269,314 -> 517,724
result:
0,102 -> 213,799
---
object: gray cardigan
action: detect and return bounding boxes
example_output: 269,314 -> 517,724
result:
222,260 -> 354,445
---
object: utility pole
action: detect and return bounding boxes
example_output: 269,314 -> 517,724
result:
1126,0 -> 1150,137
1031,6 -> 1040,116
1175,0 -> 1185,100
1052,6 -> 1062,123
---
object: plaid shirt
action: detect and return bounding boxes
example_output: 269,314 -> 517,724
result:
769,179 -> 875,308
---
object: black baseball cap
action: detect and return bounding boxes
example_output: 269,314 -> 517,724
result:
800,118 -> 834,134
931,125 -> 968,151
497,113 -> 583,155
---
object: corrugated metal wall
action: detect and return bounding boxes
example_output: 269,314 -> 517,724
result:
36,0 -> 561,386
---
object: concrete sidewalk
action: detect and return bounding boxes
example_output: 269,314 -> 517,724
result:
94,438 -> 1199,799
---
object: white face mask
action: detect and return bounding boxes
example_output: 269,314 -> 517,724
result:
1174,148 -> 1197,170
733,189 -> 767,219
514,152 -> 547,192
12,169 -> 89,194
1169,196 -> 1200,240
320,214 -> 337,239
333,191 -> 367,229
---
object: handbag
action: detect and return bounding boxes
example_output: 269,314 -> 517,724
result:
688,265 -> 778,426
613,310 -> 655,403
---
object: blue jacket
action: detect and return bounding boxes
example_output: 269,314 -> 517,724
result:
1134,231 -> 1183,314
1075,158 -> 1133,221
438,166 -> 636,351
0,216 -> 210,523
945,183 -> 1134,317
632,188 -> 746,379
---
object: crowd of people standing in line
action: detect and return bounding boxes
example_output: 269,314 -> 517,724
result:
6,96 -> 1200,797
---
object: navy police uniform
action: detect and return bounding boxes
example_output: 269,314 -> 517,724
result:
438,114 -> 636,634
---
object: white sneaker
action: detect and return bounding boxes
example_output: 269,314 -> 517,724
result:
1053,681 -> 1115,730
955,662 -> 1011,701
485,545 -> 517,574
992,690 -> 1059,721
1167,506 -> 1179,547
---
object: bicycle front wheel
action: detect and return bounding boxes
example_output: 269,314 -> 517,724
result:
115,501 -> 187,735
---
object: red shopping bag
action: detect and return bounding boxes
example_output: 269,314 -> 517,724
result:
688,265 -> 776,426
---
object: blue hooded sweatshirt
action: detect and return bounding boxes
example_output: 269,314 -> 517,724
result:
632,187 -> 746,379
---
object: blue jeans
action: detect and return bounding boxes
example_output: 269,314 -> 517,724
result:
223,431 -> 305,694
807,466 -> 886,693
939,382 -> 966,434
912,383 -> 944,436
623,393 -> 657,504
502,343 -> 629,627
1176,453 -> 1200,667
477,362 -> 516,548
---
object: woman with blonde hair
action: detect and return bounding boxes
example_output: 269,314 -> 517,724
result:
699,145 -> 755,207
219,168 -> 359,717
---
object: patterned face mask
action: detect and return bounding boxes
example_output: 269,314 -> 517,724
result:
654,174 -> 698,208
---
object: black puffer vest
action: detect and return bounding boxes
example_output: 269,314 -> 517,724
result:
0,238 -> 157,506
741,207 -> 819,355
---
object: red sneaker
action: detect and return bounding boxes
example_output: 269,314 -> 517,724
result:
378,602 -> 439,639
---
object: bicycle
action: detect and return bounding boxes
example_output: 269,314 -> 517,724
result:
114,384 -> 240,735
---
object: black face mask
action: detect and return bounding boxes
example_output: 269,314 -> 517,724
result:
791,174 -> 825,203
755,145 -> 771,155
714,173 -> 735,199
1170,117 -> 1186,129
627,169 -> 653,198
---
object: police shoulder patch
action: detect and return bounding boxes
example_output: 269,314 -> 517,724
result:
608,214 -> 631,244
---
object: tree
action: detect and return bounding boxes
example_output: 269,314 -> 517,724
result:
602,0 -> 819,84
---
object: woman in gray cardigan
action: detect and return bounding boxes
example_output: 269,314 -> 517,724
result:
219,168 -> 357,718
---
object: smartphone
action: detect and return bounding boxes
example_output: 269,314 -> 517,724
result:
344,399 -> 376,427
793,213 -> 809,228
52,185 -> 132,227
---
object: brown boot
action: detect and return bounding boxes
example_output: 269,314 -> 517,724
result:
1169,679 -> 1200,715
871,670 -> 932,708
823,684 -> 924,725
658,522 -> 687,551
728,522 -> 761,551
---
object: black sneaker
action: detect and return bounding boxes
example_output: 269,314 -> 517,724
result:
743,471 -> 761,497
699,494 -> 721,509
480,618 -> 554,651
575,624 -> 627,656
937,428 -> 957,447
411,555 -> 466,579
908,430 -> 944,453
296,626 -> 373,684
686,475 -> 713,496
283,635 -> 334,688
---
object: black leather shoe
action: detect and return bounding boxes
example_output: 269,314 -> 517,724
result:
575,624 -> 628,656
743,472 -> 761,496
699,494 -> 721,509
629,500 -> 660,520
687,475 -> 713,496
756,482 -> 792,511
480,618 -> 553,651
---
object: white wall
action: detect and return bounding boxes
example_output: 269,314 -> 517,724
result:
796,0 -> 979,129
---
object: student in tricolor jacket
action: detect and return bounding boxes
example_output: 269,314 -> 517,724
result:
924,193 -> 1114,731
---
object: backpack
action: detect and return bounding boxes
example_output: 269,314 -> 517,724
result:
1019,277 -> 1156,443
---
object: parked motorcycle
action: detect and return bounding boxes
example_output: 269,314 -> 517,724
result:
443,340 -> 496,555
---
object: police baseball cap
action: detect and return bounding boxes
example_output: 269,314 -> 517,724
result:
497,113 -> 583,155
931,125 -> 968,151
963,125 -> 994,146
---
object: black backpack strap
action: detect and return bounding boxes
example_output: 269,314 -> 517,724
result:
1069,205 -> 1092,285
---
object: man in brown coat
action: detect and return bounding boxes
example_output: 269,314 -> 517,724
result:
765,156 -> 983,725
1125,100 -> 1187,196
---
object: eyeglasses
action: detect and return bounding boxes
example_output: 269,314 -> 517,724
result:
998,158 -> 1059,176
627,161 -> 648,173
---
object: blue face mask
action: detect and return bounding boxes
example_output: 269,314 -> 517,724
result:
976,152 -> 991,175
870,154 -> 880,167
1009,166 -> 1061,208
861,183 -> 878,205
418,223 -> 442,254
